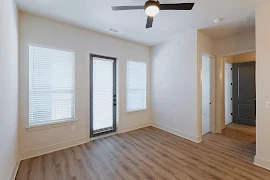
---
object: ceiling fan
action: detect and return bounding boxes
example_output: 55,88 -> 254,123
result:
112,0 -> 195,28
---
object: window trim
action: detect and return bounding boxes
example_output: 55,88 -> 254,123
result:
28,43 -> 76,128
126,59 -> 147,113
26,119 -> 77,131
27,43 -> 75,54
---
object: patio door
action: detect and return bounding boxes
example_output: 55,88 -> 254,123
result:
90,54 -> 116,137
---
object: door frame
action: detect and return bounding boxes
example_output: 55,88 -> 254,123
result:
199,53 -> 216,139
89,54 -> 117,138
224,62 -> 233,126
216,50 -> 256,133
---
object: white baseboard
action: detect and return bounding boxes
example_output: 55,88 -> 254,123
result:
119,122 -> 152,134
19,137 -> 88,161
254,155 -> 270,170
19,122 -> 152,161
9,160 -> 20,180
197,135 -> 202,143
15,122 -> 200,178
152,123 -> 202,143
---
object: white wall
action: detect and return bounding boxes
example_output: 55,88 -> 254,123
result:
0,0 -> 19,179
151,30 -> 215,142
254,1 -> 270,170
19,12 -> 151,159
151,30 -> 200,142
215,31 -> 256,56
197,31 -> 216,135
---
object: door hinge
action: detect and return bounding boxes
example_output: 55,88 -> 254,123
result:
231,83 -> 233,86
231,68 -> 233,70
231,98 -> 232,100
231,113 -> 233,116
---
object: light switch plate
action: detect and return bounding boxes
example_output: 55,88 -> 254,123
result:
265,101 -> 270,108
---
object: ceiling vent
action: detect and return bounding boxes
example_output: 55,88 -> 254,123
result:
109,28 -> 122,34
213,18 -> 224,24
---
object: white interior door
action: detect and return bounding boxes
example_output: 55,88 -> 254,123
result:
202,55 -> 211,135
225,62 -> 233,125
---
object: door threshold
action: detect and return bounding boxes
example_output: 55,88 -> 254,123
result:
90,132 -> 117,141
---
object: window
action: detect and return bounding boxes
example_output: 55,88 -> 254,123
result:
29,45 -> 75,127
126,60 -> 147,112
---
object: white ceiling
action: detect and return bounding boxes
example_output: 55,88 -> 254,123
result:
16,0 -> 264,46
200,11 -> 256,39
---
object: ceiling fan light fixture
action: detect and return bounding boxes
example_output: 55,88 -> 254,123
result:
144,1 -> 160,17
112,1 -> 195,29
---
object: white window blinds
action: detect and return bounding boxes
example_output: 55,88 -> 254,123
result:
126,61 -> 147,112
29,45 -> 75,126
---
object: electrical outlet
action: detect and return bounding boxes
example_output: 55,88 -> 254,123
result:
173,118 -> 177,123
71,125 -> 75,132
155,93 -> 158,98
165,116 -> 168,120
266,101 -> 270,108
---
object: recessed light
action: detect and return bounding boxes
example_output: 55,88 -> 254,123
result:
213,18 -> 223,24
164,28 -> 169,31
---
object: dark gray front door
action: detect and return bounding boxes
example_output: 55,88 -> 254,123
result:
232,62 -> 256,126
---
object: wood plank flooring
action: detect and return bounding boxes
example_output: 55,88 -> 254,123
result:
16,124 -> 270,180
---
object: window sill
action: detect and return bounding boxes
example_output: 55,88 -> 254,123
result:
126,109 -> 147,115
26,119 -> 77,132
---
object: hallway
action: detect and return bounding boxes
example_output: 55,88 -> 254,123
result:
203,123 -> 256,163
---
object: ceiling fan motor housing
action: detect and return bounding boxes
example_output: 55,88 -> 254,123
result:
145,0 -> 160,10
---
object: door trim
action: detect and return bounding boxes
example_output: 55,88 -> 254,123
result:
216,50 -> 256,133
224,62 -> 233,126
90,54 -> 117,138
200,53 -> 216,136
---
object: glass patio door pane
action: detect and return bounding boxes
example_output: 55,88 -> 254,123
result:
90,55 -> 116,137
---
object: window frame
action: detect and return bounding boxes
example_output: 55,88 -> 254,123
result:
28,43 -> 76,128
126,59 -> 147,113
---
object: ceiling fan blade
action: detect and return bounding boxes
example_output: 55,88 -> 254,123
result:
146,16 -> 154,28
112,6 -> 144,11
160,3 -> 195,10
